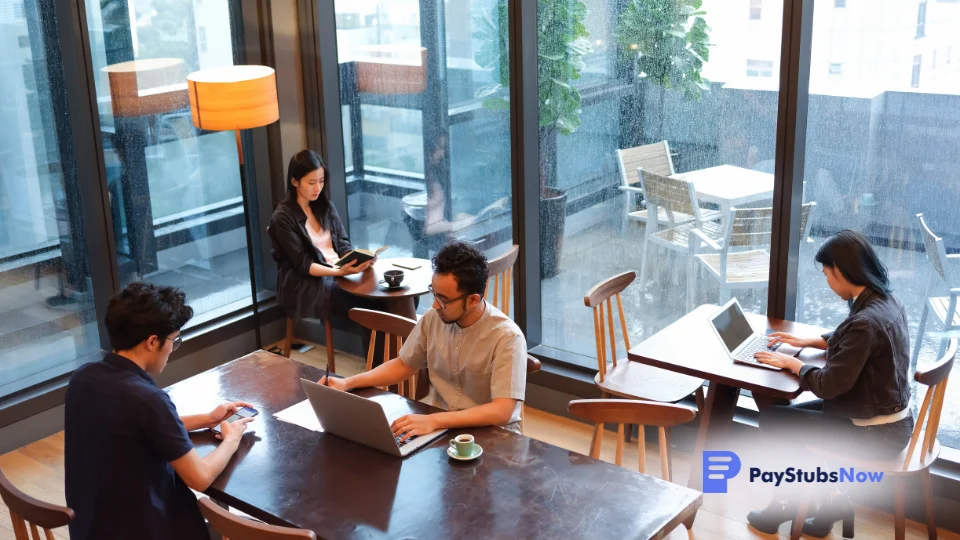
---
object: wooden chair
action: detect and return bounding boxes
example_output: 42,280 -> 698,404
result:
567,399 -> 696,482
198,498 -> 316,540
521,354 -> 541,434
637,170 -> 722,289
616,141 -> 680,235
584,271 -> 705,442
0,468 -> 74,540
266,225 -> 337,372
691,202 -> 816,312
348,308 -> 419,399
485,244 -> 519,317
788,339 -> 956,540
913,213 -> 960,365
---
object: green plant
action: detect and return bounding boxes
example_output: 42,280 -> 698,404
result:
473,0 -> 592,192
616,0 -> 712,139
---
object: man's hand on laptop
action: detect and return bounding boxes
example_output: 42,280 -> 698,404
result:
318,375 -> 350,392
391,414 -> 437,443
767,332 -> 828,350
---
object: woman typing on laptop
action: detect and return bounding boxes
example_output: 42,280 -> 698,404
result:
745,230 -> 913,537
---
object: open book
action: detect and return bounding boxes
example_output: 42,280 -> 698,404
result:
336,245 -> 388,268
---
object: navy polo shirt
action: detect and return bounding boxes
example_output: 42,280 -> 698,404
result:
65,353 -> 209,540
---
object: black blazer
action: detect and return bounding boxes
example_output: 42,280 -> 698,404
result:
268,197 -> 352,320
798,287 -> 911,420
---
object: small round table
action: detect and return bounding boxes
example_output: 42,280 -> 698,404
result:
336,257 -> 432,321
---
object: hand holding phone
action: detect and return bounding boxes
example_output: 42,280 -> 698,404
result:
211,406 -> 259,435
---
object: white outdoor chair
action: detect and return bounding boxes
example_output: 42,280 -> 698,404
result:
616,141 -> 679,236
637,170 -> 722,291
913,213 -> 960,364
690,202 -> 816,312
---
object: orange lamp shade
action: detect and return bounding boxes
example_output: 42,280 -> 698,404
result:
103,58 -> 189,117
186,65 -> 279,131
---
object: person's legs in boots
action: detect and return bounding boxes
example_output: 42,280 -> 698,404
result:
802,415 -> 914,538
747,401 -> 849,534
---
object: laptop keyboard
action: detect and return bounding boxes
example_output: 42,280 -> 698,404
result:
735,336 -> 781,362
395,433 -> 418,447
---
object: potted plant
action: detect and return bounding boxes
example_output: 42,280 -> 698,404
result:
474,0 -> 592,278
615,0 -> 712,142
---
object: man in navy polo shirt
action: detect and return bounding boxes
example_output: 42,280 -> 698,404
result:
65,282 -> 255,540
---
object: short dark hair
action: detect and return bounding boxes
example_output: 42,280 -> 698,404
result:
432,241 -> 488,297
105,282 -> 194,351
815,230 -> 892,295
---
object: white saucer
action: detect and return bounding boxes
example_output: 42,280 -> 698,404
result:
447,445 -> 483,461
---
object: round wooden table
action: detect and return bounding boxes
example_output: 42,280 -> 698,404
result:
335,257 -> 432,321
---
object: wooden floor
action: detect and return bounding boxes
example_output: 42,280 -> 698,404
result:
2,346 -> 957,539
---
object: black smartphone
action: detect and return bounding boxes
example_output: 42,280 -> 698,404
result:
211,406 -> 258,434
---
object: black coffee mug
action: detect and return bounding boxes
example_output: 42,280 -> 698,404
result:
381,269 -> 404,288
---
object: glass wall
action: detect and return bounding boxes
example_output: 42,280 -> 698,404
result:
538,0 -> 783,365
796,0 -> 960,447
83,0 -> 254,317
333,0 -> 514,288
0,0 -> 98,398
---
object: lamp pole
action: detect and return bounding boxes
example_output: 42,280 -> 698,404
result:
235,130 -> 262,350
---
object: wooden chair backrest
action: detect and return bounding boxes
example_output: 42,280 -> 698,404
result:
485,245 -> 519,317
616,141 -> 675,188
199,498 -> 317,540
0,469 -> 74,540
723,202 -> 816,249
348,308 -> 419,399
902,339 -> 956,471
568,399 -> 696,482
639,170 -> 699,220
917,213 -> 953,284
526,354 -> 541,375
583,272 -> 635,381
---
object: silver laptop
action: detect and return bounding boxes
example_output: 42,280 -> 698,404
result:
300,379 -> 447,457
708,299 -> 782,371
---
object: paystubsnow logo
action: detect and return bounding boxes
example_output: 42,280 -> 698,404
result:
702,451 -> 885,494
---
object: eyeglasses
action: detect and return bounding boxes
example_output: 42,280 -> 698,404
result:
428,285 -> 469,309
171,335 -> 182,351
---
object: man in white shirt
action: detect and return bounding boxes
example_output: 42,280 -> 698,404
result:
321,241 -> 527,438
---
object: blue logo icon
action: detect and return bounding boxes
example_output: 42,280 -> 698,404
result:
703,451 -> 742,493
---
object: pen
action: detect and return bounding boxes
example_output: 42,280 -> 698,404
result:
323,363 -> 329,386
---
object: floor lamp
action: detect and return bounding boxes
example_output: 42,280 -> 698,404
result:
186,65 -> 279,350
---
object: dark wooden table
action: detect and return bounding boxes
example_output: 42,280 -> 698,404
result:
336,257 -> 432,320
627,305 -> 829,492
168,351 -> 702,540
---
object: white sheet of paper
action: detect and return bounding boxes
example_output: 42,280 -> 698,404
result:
274,399 -> 323,432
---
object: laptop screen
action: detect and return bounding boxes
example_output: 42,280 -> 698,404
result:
711,301 -> 755,353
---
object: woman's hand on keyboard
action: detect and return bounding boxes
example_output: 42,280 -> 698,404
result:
754,350 -> 802,374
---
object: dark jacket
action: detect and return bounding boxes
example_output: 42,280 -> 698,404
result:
798,287 -> 911,419
268,197 -> 352,320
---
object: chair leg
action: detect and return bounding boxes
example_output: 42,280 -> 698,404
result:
639,226 -> 650,288
913,302 -> 929,365
589,423 -> 603,459
324,317 -> 336,373
790,497 -> 810,540
625,424 -> 633,443
282,318 -> 294,358
894,475 -> 906,540
921,468 -> 937,540
686,253 -> 696,312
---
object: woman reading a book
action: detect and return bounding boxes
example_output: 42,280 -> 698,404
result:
269,150 -> 387,364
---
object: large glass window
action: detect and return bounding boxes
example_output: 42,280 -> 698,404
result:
796,0 -> 960,447
334,0 -> 514,288
538,0 -> 783,366
0,1 -> 98,397
84,0 -> 254,318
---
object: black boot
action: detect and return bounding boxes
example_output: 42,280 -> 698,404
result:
747,498 -> 799,534
803,490 -> 855,538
